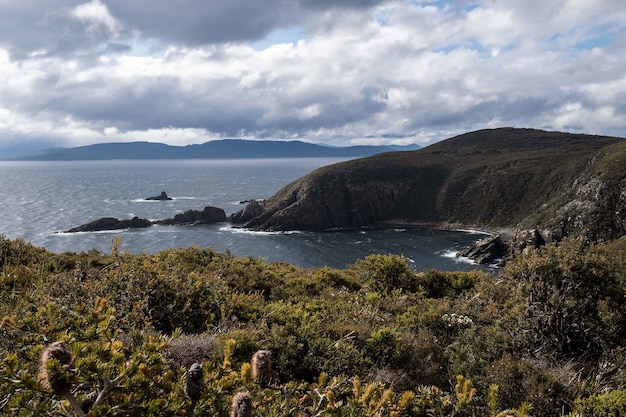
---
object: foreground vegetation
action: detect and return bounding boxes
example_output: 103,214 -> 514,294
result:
1,235 -> 625,416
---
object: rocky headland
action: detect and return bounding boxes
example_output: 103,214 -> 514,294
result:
228,128 -> 625,263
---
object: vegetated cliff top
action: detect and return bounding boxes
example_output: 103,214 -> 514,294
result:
242,127 -> 626,239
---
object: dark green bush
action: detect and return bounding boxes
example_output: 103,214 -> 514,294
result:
506,238 -> 626,361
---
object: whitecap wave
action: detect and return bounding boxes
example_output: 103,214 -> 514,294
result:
453,228 -> 493,236
440,249 -> 476,265
54,229 -> 127,236
219,226 -> 303,236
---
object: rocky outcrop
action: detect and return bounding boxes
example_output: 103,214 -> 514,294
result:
230,200 -> 264,223
145,191 -> 172,200
65,216 -> 152,232
458,225 -> 568,265
457,234 -> 512,265
156,206 -> 226,225
66,205 -> 227,232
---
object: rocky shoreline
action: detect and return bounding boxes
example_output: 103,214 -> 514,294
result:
64,207 -> 564,268
64,205 -> 227,233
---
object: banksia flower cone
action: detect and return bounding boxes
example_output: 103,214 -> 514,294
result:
230,391 -> 253,417
251,350 -> 272,387
39,341 -> 74,394
184,362 -> 205,403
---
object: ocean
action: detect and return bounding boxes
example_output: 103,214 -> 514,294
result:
0,158 -> 493,271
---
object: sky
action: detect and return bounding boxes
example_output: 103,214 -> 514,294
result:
1,0 -> 625,154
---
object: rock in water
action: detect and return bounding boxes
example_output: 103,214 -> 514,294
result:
65,216 -> 152,233
458,234 -> 511,265
145,191 -> 172,200
156,206 -> 227,225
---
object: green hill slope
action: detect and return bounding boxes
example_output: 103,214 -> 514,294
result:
240,128 -> 625,240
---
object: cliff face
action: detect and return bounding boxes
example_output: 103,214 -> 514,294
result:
242,155 -> 448,231
234,128 -> 626,240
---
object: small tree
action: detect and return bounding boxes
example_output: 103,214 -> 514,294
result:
506,238 -> 626,361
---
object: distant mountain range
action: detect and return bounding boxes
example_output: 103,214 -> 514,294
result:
15,139 -> 420,160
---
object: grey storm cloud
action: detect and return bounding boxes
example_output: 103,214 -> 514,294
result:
0,0 -> 390,57
0,0 -> 625,151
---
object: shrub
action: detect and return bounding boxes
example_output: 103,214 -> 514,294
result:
567,389 -> 626,417
349,254 -> 418,293
506,237 -> 626,361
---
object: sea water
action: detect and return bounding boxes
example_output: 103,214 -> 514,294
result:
0,158 -> 492,271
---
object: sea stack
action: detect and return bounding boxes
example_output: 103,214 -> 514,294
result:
145,191 -> 172,201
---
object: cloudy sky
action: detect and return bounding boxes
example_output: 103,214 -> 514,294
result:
1,0 -> 625,154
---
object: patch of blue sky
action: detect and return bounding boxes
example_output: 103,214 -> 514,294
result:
574,36 -> 611,50
433,38 -> 516,57
409,0 -> 480,13
573,24 -> 617,50
374,8 -> 393,26
432,38 -> 484,53
250,26 -> 307,51
126,38 -> 167,58
552,23 -> 618,51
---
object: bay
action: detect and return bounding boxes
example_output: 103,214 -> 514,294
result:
0,158 -> 492,271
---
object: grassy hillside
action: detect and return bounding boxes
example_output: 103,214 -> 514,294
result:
247,128 -> 625,239
1,235 -> 625,416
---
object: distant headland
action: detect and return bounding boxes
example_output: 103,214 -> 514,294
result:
13,139 -> 420,161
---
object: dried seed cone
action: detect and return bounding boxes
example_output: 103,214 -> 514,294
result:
184,362 -> 205,403
250,350 -> 272,387
230,391 -> 253,417
39,341 -> 74,394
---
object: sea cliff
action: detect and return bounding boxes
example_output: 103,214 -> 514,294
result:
232,128 -> 626,247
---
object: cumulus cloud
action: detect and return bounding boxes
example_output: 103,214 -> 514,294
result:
0,0 -> 625,152
69,0 -> 121,35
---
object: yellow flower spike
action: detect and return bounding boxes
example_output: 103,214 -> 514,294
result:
372,388 -> 394,414
161,369 -> 175,384
326,389 -> 335,409
382,388 -> 393,404
109,340 -> 124,352
318,372 -> 329,386
353,377 -> 361,400
455,375 -> 476,403
360,383 -> 377,405
223,338 -> 236,370
455,375 -> 464,398
241,362 -> 252,381
398,391 -> 415,410
488,384 -> 499,417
